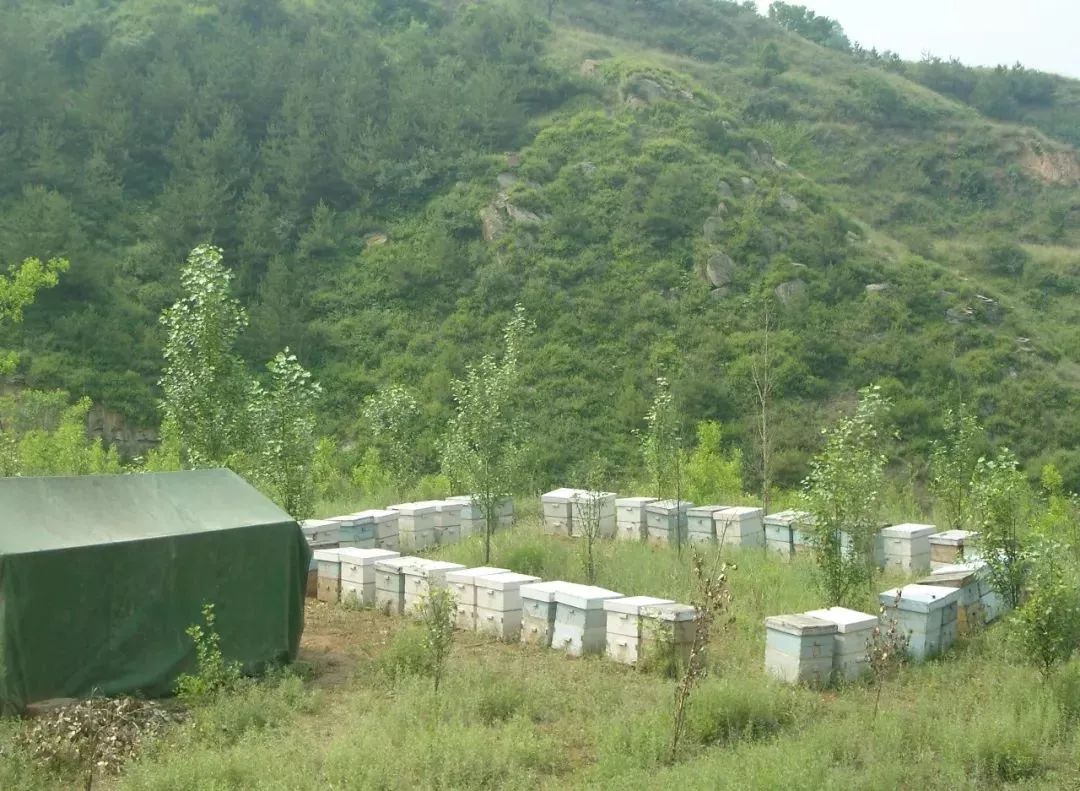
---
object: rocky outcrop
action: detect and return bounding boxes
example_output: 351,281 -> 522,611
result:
705,249 -> 736,288
774,279 -> 808,305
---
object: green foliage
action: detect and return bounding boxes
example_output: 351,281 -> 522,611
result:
1012,537 -> 1080,680
638,376 -> 682,505
768,2 -> 851,52
686,679 -> 801,747
419,587 -> 457,695
360,384 -> 423,487
684,421 -> 744,506
801,386 -> 891,607
443,305 -> 532,564
929,404 -> 983,532
0,392 -> 121,477
0,257 -> 68,374
572,455 -> 610,584
175,603 -> 243,705
972,449 -> 1032,610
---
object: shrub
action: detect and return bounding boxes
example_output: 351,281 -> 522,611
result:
686,680 -> 800,746
175,603 -> 243,705
474,680 -> 527,725
377,626 -> 433,681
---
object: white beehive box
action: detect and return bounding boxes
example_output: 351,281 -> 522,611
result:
447,495 -> 482,536
615,496 -> 657,541
880,584 -> 961,660
542,488 -> 579,535
374,556 -> 422,616
881,523 -> 935,573
715,506 -> 765,548
804,606 -> 878,682
641,603 -> 698,668
687,506 -> 726,543
520,581 -> 564,648
403,559 -> 466,614
433,501 -> 463,528
331,514 -> 377,547
569,491 -> 617,538
475,572 -> 542,641
551,583 -> 624,657
389,501 -> 438,539
352,509 -> 399,551
764,510 -> 812,557
764,614 -> 837,687
313,548 -> 343,603
301,518 -> 341,546
603,596 -> 675,665
929,529 -> 978,569
337,548 -> 399,606
445,567 -> 509,630
645,500 -> 692,546
496,496 -> 514,529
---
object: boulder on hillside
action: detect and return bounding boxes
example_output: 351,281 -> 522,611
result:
717,180 -> 735,200
703,215 -> 724,243
865,282 -> 890,294
480,205 -> 506,242
778,192 -> 801,213
774,278 -> 808,305
705,249 -> 736,288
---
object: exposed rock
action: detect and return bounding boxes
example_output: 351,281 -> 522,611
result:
974,294 -> 1003,323
496,172 -> 518,189
480,205 -> 506,242
773,158 -> 790,170
705,249 -> 736,287
946,305 -> 975,324
578,160 -> 597,176
364,232 -> 388,248
774,278 -> 808,305
631,77 -> 667,103
702,215 -> 724,243
739,176 -> 756,193
505,203 -> 542,225
778,192 -> 801,213
746,143 -> 768,168
714,201 -> 729,216
865,282 -> 890,294
580,59 -> 600,76
625,95 -> 647,111
846,231 -> 860,244
790,261 -> 808,269
709,287 -> 730,299
717,180 -> 734,200
1020,145 -> 1080,185
505,151 -> 521,169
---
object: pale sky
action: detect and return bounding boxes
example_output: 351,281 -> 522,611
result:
755,1 -> 1080,78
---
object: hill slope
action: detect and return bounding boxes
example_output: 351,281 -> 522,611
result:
1,0 -> 1078,487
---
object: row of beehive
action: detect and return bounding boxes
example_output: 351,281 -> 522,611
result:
544,489 -> 981,575
312,547 -> 697,667
764,557 -> 1009,687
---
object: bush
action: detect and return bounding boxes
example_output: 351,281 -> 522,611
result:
474,680 -> 528,725
377,626 -> 433,681
969,729 -> 1044,783
175,603 -> 243,704
686,680 -> 801,746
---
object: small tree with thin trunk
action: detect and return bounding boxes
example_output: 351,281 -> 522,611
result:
420,587 -> 457,695
929,404 -> 982,532
972,449 -> 1031,611
443,305 -> 532,564
1,256 -> 68,375
1013,536 -> 1080,681
750,297 -> 775,515
638,376 -> 685,550
574,455 -> 610,584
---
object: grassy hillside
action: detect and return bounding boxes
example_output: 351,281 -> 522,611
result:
1,0 -> 1078,488
4,523 -> 1080,789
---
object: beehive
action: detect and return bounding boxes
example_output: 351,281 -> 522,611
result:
300,518 -> 341,547
764,614 -> 837,687
931,560 -> 1004,627
433,501 -> 463,546
313,548 -> 343,603
541,488 -> 579,536
615,496 -> 657,542
764,510 -> 812,558
374,556 -> 422,616
686,506 -> 726,545
645,500 -> 692,547
520,581 -> 564,648
603,596 -> 675,665
551,583 -> 623,657
641,603 -> 698,669
445,566 -> 509,630
803,606 -> 878,682
881,524 -> 935,573
880,584 -> 960,660
474,572 -> 542,641
389,501 -> 439,551
569,491 -> 618,538
337,548 -> 400,607
715,506 -> 765,548
334,513 -> 377,548
929,530 -> 978,569
447,495 -> 515,536
402,559 -> 466,615
351,509 -> 399,551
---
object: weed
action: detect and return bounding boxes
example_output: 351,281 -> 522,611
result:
175,603 -> 243,705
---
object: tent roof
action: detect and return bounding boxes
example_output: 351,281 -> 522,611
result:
0,469 -> 295,555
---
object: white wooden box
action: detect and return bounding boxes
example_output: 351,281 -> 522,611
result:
433,501 -> 463,528
881,523 -> 935,573
552,583 -> 623,657
339,548 -> 400,585
715,506 -> 765,548
804,606 -> 878,682
520,581 -> 565,648
764,614 -> 837,687
603,596 -> 675,665
929,529 -> 978,569
313,548 -> 344,581
475,607 -> 523,641
301,519 -> 341,546
687,506 -> 726,541
340,580 -> 375,607
446,567 -> 509,631
389,501 -> 438,533
615,496 -> 657,542
542,488 -> 579,535
645,500 -> 692,546
403,560 -> 466,614
641,603 -> 698,667
569,491 -> 617,538
880,584 -> 960,660
374,556 -> 422,615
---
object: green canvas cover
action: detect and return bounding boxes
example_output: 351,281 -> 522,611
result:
0,469 -> 311,711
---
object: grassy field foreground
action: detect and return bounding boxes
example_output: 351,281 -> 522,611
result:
4,519 -> 1080,789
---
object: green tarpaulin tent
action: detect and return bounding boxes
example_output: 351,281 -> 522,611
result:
0,468 -> 311,711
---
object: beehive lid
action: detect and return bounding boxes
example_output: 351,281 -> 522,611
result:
765,614 -> 837,637
646,499 -> 692,515
445,566 -> 509,585
301,518 -> 338,530
648,603 -> 697,622
475,571 -> 542,590
552,582 -> 623,609
336,547 -> 399,565
353,508 -> 398,522
881,523 -> 936,539
929,529 -> 977,546
880,584 -> 961,613
718,506 -> 764,519
603,595 -> 675,615
687,505 -> 728,518
803,606 -> 878,633
763,510 -> 810,527
616,496 -> 658,507
408,560 -> 465,577
388,501 -> 439,515
542,487 -> 580,503
326,515 -> 357,526
375,555 -> 425,573
312,548 -> 344,563
570,490 -> 617,503
434,500 -> 464,514
931,560 -> 988,576
446,495 -> 474,505
520,581 -> 566,602
343,512 -> 376,525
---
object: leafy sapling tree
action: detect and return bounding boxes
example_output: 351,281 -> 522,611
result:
749,297 -> 775,515
159,245 -> 252,467
684,421 -> 744,507
639,376 -> 685,550
361,384 -> 423,490
801,385 -> 891,607
420,587 -> 457,695
866,594 -> 909,720
929,404 -> 983,532
1013,536 -> 1080,681
1,256 -> 69,375
574,455 -> 611,585
443,305 -> 532,564
175,603 -> 242,704
972,449 -> 1032,610
249,349 -> 322,519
